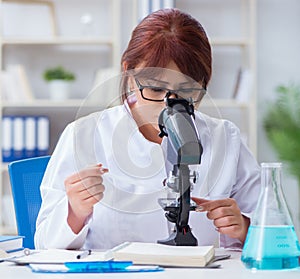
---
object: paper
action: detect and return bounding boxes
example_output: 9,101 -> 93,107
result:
0,249 -> 9,261
7,249 -> 112,265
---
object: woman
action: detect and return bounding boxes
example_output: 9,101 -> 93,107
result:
35,9 -> 260,250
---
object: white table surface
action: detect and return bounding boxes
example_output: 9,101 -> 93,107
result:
0,249 -> 299,279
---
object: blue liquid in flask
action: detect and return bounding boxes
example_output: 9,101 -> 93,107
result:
241,225 -> 300,269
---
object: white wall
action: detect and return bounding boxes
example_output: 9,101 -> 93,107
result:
257,0 -> 300,232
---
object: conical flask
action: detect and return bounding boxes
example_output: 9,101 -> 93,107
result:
241,162 -> 300,270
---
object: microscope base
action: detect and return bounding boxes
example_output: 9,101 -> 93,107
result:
158,225 -> 198,246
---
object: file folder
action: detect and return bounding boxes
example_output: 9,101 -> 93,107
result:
36,116 -> 49,156
25,117 -> 36,158
2,115 -> 50,161
2,116 -> 13,162
12,116 -> 25,160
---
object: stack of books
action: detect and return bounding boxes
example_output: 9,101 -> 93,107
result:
0,235 -> 24,254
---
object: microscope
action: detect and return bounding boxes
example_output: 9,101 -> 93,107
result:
157,97 -> 203,246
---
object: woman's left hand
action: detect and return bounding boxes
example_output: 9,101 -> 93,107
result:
192,197 -> 250,243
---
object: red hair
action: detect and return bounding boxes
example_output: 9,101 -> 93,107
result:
121,8 -> 212,100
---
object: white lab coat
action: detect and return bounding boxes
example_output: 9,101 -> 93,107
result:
35,104 -> 261,250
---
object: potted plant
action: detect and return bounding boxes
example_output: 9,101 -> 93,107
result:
263,83 -> 300,225
43,66 -> 75,100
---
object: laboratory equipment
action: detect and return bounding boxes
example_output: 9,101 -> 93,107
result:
157,97 -> 203,246
241,162 -> 300,269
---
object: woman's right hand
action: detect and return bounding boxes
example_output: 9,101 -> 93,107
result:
64,164 -> 108,234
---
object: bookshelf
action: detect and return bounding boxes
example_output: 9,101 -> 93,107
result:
0,0 -> 122,234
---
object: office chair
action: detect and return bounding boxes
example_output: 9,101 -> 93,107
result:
8,155 -> 50,249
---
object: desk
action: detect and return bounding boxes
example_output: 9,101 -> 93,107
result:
0,250 -> 299,279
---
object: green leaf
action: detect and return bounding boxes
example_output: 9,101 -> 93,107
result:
43,66 -> 75,82
263,83 -> 300,183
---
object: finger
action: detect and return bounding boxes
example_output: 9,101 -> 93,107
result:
192,197 -> 214,212
82,186 -> 105,201
80,176 -> 104,191
65,166 -> 108,184
83,191 -> 104,203
65,168 -> 101,184
66,177 -> 105,199
74,184 -> 105,201
191,197 -> 210,205
71,179 -> 105,196
212,215 -> 239,228
206,207 -> 234,220
197,198 -> 235,212
217,225 -> 242,239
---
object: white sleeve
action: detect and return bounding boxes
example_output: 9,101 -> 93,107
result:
231,140 -> 261,212
34,123 -> 89,249
220,140 -> 261,249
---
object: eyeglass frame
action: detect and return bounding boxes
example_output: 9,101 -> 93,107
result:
135,78 -> 206,103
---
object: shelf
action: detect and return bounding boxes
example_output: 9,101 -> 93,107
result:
210,38 -> 253,47
2,99 -> 88,108
201,99 -> 249,108
1,99 -> 250,109
1,37 -> 113,46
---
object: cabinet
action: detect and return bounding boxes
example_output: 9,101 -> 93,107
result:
0,0 -> 124,234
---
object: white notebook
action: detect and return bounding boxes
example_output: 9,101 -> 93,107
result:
112,242 -> 215,267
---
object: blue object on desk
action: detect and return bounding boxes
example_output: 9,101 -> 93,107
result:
29,261 -> 164,273
8,156 -> 51,249
65,261 -> 164,273
65,261 -> 133,272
